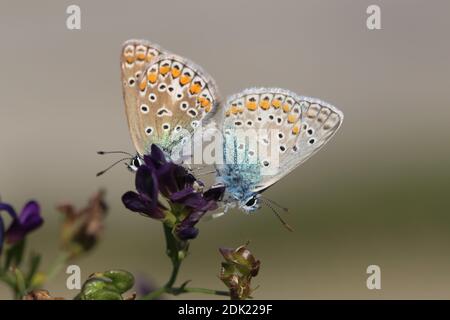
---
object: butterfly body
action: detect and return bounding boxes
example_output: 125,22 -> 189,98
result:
216,161 -> 262,213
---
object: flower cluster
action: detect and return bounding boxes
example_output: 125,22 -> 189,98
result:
0,200 -> 43,254
219,243 -> 260,300
122,144 -> 225,240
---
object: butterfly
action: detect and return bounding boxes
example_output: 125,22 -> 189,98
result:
212,88 -> 343,227
114,39 -> 344,226
119,39 -> 220,170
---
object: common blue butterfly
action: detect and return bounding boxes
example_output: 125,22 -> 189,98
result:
116,40 -> 344,225
213,88 -> 343,224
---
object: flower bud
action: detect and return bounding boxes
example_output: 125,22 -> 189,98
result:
75,269 -> 134,300
219,243 -> 260,300
57,190 -> 108,259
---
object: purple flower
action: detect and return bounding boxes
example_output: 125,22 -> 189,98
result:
122,144 -> 225,240
172,185 -> 225,240
0,200 -> 44,253
122,164 -> 165,219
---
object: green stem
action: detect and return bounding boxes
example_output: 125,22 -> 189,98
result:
142,286 -> 230,300
141,224 -> 230,300
164,258 -> 181,288
170,286 -> 230,297
45,251 -> 70,283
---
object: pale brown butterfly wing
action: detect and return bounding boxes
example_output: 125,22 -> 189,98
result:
134,53 -> 220,156
120,40 -> 165,155
220,88 -> 343,193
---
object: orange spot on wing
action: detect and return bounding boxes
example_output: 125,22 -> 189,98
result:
147,72 -> 157,84
197,96 -> 211,109
171,67 -> 181,78
201,98 -> 211,108
260,100 -> 270,110
139,80 -> 146,91
282,104 -> 291,113
125,56 -> 135,64
136,52 -> 146,60
272,99 -> 282,108
189,83 -> 202,95
180,75 -> 191,86
246,101 -> 257,111
287,114 -> 297,123
159,65 -> 170,75
292,125 -> 300,135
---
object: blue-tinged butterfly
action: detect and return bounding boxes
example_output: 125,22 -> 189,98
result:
211,88 -> 343,228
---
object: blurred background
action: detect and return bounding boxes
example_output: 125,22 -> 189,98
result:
1,0 -> 450,299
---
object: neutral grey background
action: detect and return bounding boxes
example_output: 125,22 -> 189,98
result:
1,0 -> 450,299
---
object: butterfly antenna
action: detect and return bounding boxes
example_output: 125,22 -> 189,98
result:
97,150 -> 134,157
261,199 -> 293,232
96,157 -> 131,177
261,196 -> 289,213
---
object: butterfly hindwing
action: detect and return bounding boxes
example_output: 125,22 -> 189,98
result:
133,53 -> 220,156
218,88 -> 343,198
121,40 -> 165,155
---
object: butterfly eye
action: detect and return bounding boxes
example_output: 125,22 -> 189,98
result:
245,197 -> 257,207
128,156 -> 143,172
133,158 -> 141,168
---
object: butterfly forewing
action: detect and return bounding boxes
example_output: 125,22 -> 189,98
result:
134,53 -> 220,156
220,88 -> 343,194
120,40 -> 165,155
